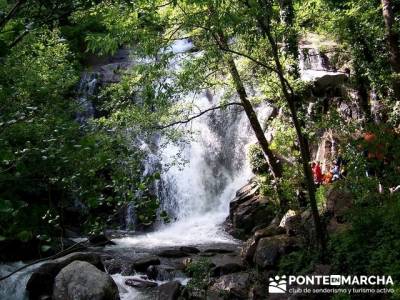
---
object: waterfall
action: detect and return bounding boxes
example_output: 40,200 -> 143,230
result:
113,40 -> 275,248
76,72 -> 97,123
115,90 -> 261,247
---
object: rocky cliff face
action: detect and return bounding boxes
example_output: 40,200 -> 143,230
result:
225,178 -> 277,240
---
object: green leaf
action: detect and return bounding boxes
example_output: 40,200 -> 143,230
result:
41,245 -> 52,253
17,230 -> 32,242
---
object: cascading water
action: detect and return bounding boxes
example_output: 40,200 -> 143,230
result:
114,40 -> 265,248
115,91 -> 258,248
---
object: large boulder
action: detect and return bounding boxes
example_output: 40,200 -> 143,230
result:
158,281 -> 181,300
52,261 -> 119,300
253,235 -> 300,269
210,272 -> 251,299
313,74 -> 348,96
228,180 -> 276,239
26,252 -> 104,300
131,256 -> 160,272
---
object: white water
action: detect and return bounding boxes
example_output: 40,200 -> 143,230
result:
0,262 -> 45,300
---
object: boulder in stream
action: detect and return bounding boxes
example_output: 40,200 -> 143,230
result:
52,260 -> 119,300
132,256 -> 160,272
26,252 -> 104,300
158,281 -> 182,300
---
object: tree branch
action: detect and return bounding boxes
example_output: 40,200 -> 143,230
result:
0,0 -> 26,30
155,102 -> 243,129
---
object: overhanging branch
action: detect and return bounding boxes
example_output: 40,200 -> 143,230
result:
156,102 -> 243,129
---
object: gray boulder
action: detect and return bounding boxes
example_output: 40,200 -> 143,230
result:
52,261 -> 119,300
132,256 -> 160,272
210,272 -> 251,299
26,252 -> 104,300
158,281 -> 181,300
228,180 -> 275,239
253,235 -> 300,269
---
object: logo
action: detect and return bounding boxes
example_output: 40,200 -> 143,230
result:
269,275 -> 287,293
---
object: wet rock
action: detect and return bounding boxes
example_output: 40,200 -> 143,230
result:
147,264 -> 176,281
52,261 -> 119,300
125,278 -> 158,288
27,252 -> 104,300
157,281 -> 181,300
203,248 -> 234,254
88,234 -> 115,246
253,235 -> 300,269
212,263 -> 244,277
198,252 -> 215,257
210,272 -> 251,299
158,249 -> 190,258
179,246 -> 200,254
132,256 -> 160,272
103,258 -> 123,275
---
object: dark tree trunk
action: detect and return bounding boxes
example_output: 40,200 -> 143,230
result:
212,28 -> 288,212
0,0 -> 26,30
255,0 -> 326,255
381,0 -> 400,99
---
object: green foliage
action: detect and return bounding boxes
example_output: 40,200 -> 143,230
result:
248,143 -> 268,173
186,257 -> 213,298
315,184 -> 328,209
329,197 -> 400,282
278,248 -> 317,275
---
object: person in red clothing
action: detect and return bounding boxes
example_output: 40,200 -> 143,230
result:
311,161 -> 323,185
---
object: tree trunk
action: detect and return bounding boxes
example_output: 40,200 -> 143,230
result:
0,0 -> 26,30
381,0 -> 400,99
214,31 -> 282,180
213,29 -> 288,211
255,0 -> 326,255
